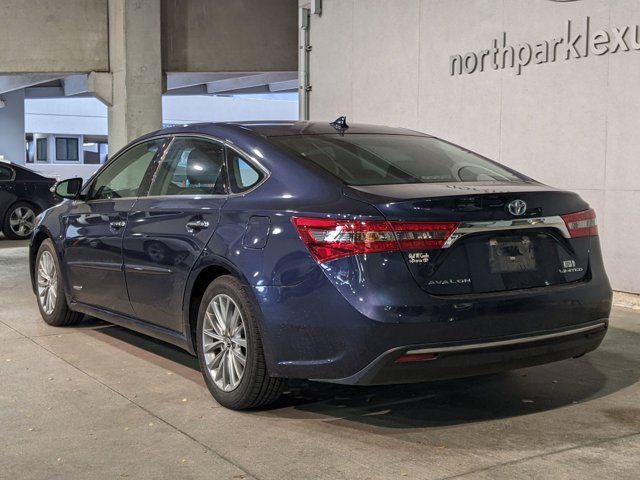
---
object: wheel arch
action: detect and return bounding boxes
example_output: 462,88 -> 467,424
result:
182,257 -> 254,355
29,228 -> 53,293
29,227 -> 70,307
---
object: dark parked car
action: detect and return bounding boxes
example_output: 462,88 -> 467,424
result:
0,161 -> 57,239
29,121 -> 612,410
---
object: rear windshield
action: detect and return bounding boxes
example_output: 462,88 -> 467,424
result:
270,134 -> 525,186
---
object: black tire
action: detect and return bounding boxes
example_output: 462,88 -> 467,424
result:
2,202 -> 38,240
35,239 -> 83,327
196,275 -> 284,410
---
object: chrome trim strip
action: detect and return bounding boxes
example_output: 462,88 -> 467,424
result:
443,215 -> 570,248
67,261 -> 122,272
124,265 -> 173,275
406,322 -> 607,355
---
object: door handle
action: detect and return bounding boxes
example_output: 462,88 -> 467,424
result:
110,220 -> 126,230
186,219 -> 210,232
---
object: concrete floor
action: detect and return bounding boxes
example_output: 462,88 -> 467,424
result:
1,240 -> 639,480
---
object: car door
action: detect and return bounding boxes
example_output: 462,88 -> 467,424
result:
122,135 -> 228,331
62,138 -> 168,315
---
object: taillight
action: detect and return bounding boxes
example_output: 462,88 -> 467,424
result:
561,209 -> 598,238
292,217 -> 459,263
390,221 -> 459,250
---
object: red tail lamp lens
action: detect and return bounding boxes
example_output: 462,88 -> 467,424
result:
292,217 -> 459,263
561,209 -> 598,238
390,221 -> 459,250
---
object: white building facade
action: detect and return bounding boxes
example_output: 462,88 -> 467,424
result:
22,95 -> 297,180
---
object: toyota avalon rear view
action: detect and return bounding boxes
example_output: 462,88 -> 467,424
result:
29,120 -> 612,409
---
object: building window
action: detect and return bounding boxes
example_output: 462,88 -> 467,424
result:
36,138 -> 48,162
55,137 -> 79,162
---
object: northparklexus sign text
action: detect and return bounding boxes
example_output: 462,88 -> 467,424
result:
450,17 -> 640,76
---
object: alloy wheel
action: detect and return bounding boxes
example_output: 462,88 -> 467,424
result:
37,251 -> 58,315
202,294 -> 247,392
9,206 -> 36,237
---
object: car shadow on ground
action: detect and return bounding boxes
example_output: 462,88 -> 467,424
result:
89,320 -> 640,430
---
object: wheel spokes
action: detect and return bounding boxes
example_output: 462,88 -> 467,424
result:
203,328 -> 224,341
10,208 -> 35,235
231,348 -> 246,367
202,294 -> 247,392
226,352 -> 236,388
37,252 -> 57,315
211,300 -> 227,336
204,339 -> 224,353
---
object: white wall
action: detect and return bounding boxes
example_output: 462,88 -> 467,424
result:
24,94 -> 298,180
26,98 -> 108,136
308,0 -> 640,294
25,95 -> 298,137
162,95 -> 298,124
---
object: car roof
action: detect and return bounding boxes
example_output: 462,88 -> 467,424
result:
148,121 -> 430,138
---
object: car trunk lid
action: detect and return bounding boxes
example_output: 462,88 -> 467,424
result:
345,182 -> 594,295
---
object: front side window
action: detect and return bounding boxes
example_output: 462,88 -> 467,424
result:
148,137 -> 226,196
270,134 -> 525,186
228,151 -> 264,193
55,137 -> 79,162
88,139 -> 165,201
0,165 -> 13,181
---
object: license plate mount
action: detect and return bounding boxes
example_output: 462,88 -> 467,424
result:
488,236 -> 536,273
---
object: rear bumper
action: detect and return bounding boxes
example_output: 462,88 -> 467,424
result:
253,246 -> 612,381
313,320 -> 607,385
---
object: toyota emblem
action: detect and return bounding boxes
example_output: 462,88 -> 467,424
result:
507,199 -> 527,216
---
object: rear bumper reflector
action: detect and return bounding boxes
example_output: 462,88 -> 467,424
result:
394,353 -> 439,363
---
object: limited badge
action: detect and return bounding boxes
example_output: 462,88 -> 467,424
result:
408,252 -> 430,264
559,259 -> 584,274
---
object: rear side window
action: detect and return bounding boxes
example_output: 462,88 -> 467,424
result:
0,165 -> 13,181
148,137 -> 226,196
270,134 -> 524,186
228,151 -> 264,193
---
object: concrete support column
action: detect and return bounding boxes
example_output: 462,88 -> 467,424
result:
0,89 -> 25,164
108,0 -> 162,155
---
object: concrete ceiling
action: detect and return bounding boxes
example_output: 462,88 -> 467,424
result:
0,71 -> 298,99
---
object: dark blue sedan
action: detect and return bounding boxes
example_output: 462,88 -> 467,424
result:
29,121 -> 612,409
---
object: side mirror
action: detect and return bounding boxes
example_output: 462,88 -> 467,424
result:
53,177 -> 83,199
